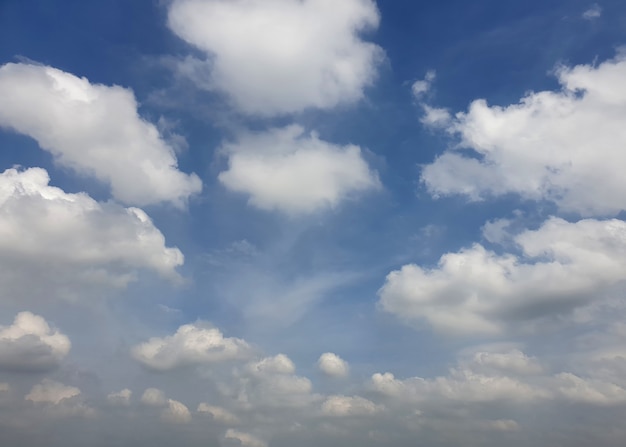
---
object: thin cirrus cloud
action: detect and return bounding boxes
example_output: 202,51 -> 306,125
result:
218,125 -> 381,214
379,217 -> 626,335
420,53 -> 626,217
0,167 -> 184,301
0,63 -> 201,207
167,0 -> 384,116
0,312 -> 70,372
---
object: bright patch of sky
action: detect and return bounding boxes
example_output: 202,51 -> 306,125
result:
1,1 -> 626,446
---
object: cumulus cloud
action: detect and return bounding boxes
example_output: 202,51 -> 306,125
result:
321,395 -> 382,416
371,368 -> 548,404
411,70 -> 436,98
140,388 -> 167,407
24,379 -> 94,417
106,389 -> 132,406
167,0 -> 383,116
162,399 -> 192,424
465,349 -> 543,376
25,379 -> 81,405
224,429 -> 267,447
0,312 -> 70,372
555,372 -> 626,405
317,353 -> 349,378
0,167 -> 183,299
232,354 -> 319,409
421,53 -> 626,216
197,403 -> 239,424
379,217 -> 626,335
132,322 -> 251,371
0,63 -> 201,206
218,125 -> 380,214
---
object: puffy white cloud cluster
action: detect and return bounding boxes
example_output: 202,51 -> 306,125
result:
317,352 -> 349,378
224,429 -> 267,447
167,0 -> 383,116
25,379 -> 94,417
0,63 -> 201,207
379,217 -> 626,335
234,354 -> 319,409
132,322 -> 251,371
0,312 -> 70,372
321,395 -> 382,417
421,54 -> 626,216
218,125 -> 380,214
0,167 -> 184,300
197,403 -> 239,424
140,387 -> 191,424
106,389 -> 132,406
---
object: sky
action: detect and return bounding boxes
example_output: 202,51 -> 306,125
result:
1,0 -> 626,446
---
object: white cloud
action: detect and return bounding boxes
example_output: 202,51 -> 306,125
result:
0,63 -> 201,206
0,312 -> 70,372
248,354 -> 296,375
224,429 -> 267,447
25,379 -> 81,405
132,322 -> 250,371
233,354 -> 319,409
321,395 -> 382,416
106,389 -> 132,406
218,125 -> 380,214
582,4 -> 602,19
197,403 -> 239,424
167,0 -> 383,116
555,373 -> 626,405
466,349 -> 543,376
317,353 -> 349,378
421,53 -> 626,216
140,388 -> 167,407
162,399 -> 192,424
371,368 -> 548,404
0,382 -> 9,392
24,379 -> 95,417
379,217 -> 626,335
412,70 -> 436,98
0,167 -> 183,299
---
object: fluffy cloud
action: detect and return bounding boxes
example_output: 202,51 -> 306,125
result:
321,395 -> 382,417
167,0 -> 383,116
0,63 -> 201,206
132,322 -> 250,371
197,403 -> 239,424
420,53 -> 626,216
224,429 -> 267,447
371,369 -> 548,404
218,125 -> 380,214
140,388 -> 167,407
106,389 -> 132,406
24,379 -> 94,417
162,399 -> 192,424
0,167 -> 183,299
379,217 -> 626,335
317,353 -> 349,378
232,354 -> 319,409
0,312 -> 70,372
25,379 -> 81,405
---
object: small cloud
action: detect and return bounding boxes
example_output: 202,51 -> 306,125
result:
582,4 -> 602,20
317,352 -> 349,378
411,70 -> 436,98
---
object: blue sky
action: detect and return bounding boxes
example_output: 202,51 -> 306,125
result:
1,1 -> 626,446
